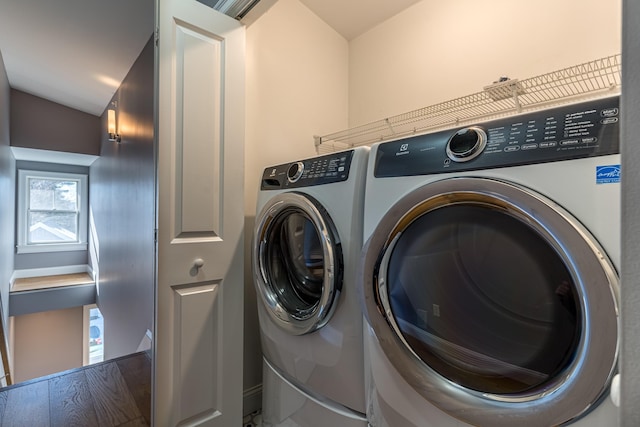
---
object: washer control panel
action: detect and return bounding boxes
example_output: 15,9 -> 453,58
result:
375,96 -> 620,177
261,150 -> 354,190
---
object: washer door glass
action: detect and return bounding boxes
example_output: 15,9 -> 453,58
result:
267,212 -> 325,315
385,203 -> 579,394
255,192 -> 343,335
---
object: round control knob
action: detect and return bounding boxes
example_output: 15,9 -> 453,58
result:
446,126 -> 487,163
287,162 -> 304,183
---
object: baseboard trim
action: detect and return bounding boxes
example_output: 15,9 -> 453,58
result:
243,383 -> 262,416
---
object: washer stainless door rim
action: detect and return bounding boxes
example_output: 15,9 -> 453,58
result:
359,176 -> 619,426
254,191 -> 343,335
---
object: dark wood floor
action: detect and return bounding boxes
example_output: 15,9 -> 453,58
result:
0,351 -> 151,426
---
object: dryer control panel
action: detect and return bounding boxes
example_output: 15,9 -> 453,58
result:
260,150 -> 354,190
375,96 -> 620,177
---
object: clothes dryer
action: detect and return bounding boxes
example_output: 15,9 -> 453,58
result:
358,97 -> 620,427
253,147 -> 369,426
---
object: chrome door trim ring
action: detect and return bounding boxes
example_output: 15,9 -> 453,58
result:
358,176 -> 619,426
254,191 -> 343,335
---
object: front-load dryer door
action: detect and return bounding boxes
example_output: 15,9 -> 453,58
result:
254,192 -> 343,335
359,177 -> 619,426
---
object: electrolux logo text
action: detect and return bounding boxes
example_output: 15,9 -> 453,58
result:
596,165 -> 621,184
396,143 -> 410,156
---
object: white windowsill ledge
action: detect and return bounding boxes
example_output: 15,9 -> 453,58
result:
16,242 -> 88,254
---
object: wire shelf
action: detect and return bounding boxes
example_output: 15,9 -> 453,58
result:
315,54 -> 621,154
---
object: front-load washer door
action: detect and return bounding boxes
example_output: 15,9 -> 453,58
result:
359,177 -> 619,426
254,191 -> 343,335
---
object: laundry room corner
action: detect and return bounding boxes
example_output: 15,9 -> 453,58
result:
242,0 -> 628,423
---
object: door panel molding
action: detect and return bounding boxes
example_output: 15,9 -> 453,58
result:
173,281 -> 221,423
173,20 -> 223,239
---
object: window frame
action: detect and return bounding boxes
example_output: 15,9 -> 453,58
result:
17,169 -> 88,254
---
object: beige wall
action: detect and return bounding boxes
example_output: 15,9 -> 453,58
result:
12,306 -> 84,383
245,0 -> 349,213
348,0 -> 622,127
244,0 -> 349,410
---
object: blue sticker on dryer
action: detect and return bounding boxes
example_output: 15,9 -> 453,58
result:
596,165 -> 620,184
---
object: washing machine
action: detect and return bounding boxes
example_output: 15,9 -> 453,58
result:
358,96 -> 621,427
253,147 -> 369,426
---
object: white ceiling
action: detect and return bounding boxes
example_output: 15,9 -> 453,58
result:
0,0 -> 154,116
299,0 -> 422,41
0,0 -> 419,117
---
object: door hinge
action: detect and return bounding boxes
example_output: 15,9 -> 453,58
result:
154,229 -> 158,244
154,28 -> 159,46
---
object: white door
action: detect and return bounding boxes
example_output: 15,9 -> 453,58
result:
155,0 -> 245,425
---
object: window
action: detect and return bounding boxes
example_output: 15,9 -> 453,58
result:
17,170 -> 88,253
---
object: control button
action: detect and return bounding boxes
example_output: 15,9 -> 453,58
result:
504,146 -> 520,152
601,117 -> 619,125
601,108 -> 619,117
446,126 -> 487,163
287,162 -> 305,183
582,137 -> 598,144
338,166 -> 345,172
521,143 -> 538,150
560,139 -> 579,146
539,142 -> 557,148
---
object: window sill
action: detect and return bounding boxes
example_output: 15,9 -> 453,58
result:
16,242 -> 88,254
11,272 -> 94,293
9,272 -> 96,316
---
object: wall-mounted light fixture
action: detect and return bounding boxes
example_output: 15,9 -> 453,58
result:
107,101 -> 121,143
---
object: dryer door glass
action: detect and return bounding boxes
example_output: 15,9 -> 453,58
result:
385,203 -> 580,394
